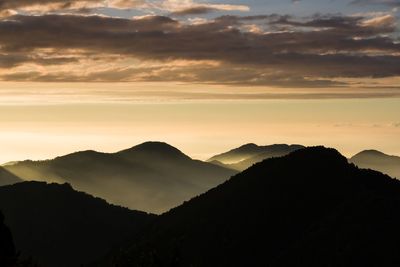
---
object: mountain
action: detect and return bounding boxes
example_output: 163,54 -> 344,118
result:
0,210 -> 16,267
208,143 -> 264,163
3,142 -> 237,214
208,143 -> 304,171
114,147 -> 400,267
0,181 -> 154,267
350,150 -> 400,179
0,167 -> 22,186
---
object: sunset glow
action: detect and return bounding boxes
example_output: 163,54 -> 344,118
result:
0,0 -> 399,161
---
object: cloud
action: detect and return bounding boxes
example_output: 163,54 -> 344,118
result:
147,0 -> 249,13
0,0 -> 146,15
0,0 -> 102,11
361,14 -> 397,27
0,54 -> 79,68
0,0 -> 248,16
351,0 -> 400,7
0,8 -> 16,17
109,0 -> 146,8
171,6 -> 223,16
0,12 -> 399,87
170,3 -> 250,16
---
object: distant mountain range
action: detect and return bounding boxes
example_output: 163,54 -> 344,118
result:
0,181 -> 154,267
350,150 -> 400,179
209,144 -> 400,178
1,142 -> 399,216
3,142 -> 237,214
113,147 -> 400,267
208,143 -> 305,171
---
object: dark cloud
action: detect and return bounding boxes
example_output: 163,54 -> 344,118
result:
170,4 -> 251,16
0,0 -> 100,11
0,54 -> 32,68
0,0 -> 145,14
0,53 -> 78,68
0,13 -> 399,86
171,6 -> 219,16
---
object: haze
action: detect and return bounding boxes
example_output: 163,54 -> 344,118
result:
0,83 -> 398,163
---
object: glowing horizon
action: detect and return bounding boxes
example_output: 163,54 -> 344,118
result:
0,96 -> 398,164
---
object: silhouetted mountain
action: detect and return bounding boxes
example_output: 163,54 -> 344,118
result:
208,143 -> 262,163
0,167 -> 22,187
114,147 -> 400,267
0,181 -> 154,267
118,142 -> 191,160
208,143 -> 304,170
0,210 -> 16,267
4,142 -> 237,213
350,150 -> 400,179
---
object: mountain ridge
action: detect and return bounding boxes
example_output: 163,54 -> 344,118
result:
208,143 -> 305,170
4,142 -> 237,213
350,149 -> 400,179
0,181 -> 155,267
113,146 -> 400,267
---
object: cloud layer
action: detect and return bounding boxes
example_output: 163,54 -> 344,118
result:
351,0 -> 400,7
0,0 -> 146,12
0,1 -> 399,89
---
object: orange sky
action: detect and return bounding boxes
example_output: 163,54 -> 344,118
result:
0,83 -> 398,163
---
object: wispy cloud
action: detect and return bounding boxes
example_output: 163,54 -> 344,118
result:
0,0 -> 249,16
170,5 -> 249,16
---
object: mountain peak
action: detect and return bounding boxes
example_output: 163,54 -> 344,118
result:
207,143 -> 262,163
350,149 -> 400,179
238,143 -> 259,149
51,150 -> 108,163
134,141 -> 180,150
118,141 -> 189,159
287,146 -> 347,165
244,146 -> 348,173
229,143 -> 261,153
208,143 -> 306,167
353,149 -> 387,158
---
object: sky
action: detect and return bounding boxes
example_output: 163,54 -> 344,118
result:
0,0 -> 399,162
0,97 -> 399,164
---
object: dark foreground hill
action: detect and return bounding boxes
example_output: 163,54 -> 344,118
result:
350,149 -> 400,179
114,147 -> 400,267
208,143 -> 304,171
0,182 -> 155,267
0,167 -> 22,186
4,142 -> 236,213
